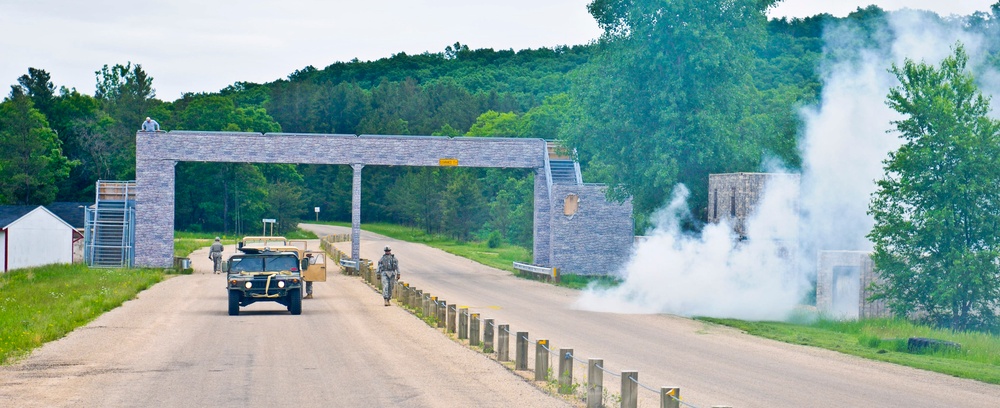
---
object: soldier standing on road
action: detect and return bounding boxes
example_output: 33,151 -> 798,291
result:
209,237 -> 224,274
304,253 -> 315,299
377,246 -> 400,306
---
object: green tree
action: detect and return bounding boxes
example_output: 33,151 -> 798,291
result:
466,110 -> 521,137
387,168 -> 447,234
0,91 -> 77,204
567,0 -> 779,229
440,169 -> 485,241
94,62 -> 160,179
15,68 -> 56,119
868,44 -> 1000,332
266,180 -> 306,234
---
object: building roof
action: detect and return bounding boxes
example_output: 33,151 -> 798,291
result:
45,202 -> 90,229
0,205 -> 40,229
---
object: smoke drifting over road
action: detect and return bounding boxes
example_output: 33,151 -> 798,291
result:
576,10 -> 999,320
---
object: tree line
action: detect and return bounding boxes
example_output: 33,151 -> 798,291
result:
3,2 -> 1000,330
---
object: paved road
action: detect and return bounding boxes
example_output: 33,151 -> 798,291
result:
0,240 -> 570,408
305,224 -> 1000,408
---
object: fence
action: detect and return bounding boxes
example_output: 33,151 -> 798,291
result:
512,261 -> 559,283
319,234 -> 732,408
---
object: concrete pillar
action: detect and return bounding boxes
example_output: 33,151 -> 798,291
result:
661,387 -> 680,408
535,339 -> 549,381
515,332 -> 528,370
497,324 -> 510,361
470,313 -> 480,346
458,308 -> 469,340
134,157 -> 175,267
430,296 -> 438,323
621,371 -> 638,408
350,163 -> 363,261
588,359 -> 603,408
437,300 -> 446,328
483,319 -> 495,352
559,348 -> 573,394
532,167 -> 552,266
447,304 -> 457,334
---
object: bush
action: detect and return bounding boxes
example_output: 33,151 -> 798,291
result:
486,231 -> 503,248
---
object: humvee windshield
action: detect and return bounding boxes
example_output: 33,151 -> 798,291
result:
229,255 -> 299,273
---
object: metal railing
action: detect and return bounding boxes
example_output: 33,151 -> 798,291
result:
512,261 -> 559,282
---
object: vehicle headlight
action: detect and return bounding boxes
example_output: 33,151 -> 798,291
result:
278,280 -> 285,288
245,281 -> 253,289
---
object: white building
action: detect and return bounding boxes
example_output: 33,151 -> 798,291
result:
0,206 -> 80,272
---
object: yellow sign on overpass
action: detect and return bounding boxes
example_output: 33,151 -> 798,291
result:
439,158 -> 459,166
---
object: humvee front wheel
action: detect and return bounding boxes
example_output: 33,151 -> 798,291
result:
288,289 -> 302,315
228,290 -> 240,316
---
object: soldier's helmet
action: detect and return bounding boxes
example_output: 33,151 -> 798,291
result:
215,237 -> 221,241
384,246 -> 391,252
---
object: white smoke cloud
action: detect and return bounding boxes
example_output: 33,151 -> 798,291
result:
575,10 -> 998,320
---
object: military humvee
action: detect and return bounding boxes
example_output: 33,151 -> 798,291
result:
238,236 -> 327,284
224,249 -> 306,315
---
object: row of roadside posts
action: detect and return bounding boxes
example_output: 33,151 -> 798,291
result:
335,258 -> 733,408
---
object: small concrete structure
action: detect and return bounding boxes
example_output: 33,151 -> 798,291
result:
0,206 -> 79,272
816,251 -> 889,318
707,172 -> 800,238
549,184 -> 632,274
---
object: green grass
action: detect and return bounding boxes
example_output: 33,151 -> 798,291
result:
317,221 -> 532,272
312,221 -> 620,289
699,316 -> 1000,384
315,221 -> 1000,383
0,263 -> 163,365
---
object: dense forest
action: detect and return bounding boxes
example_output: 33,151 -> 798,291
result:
2,2 -> 999,250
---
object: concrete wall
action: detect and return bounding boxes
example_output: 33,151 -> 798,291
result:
816,251 -> 889,319
136,131 -> 634,274
549,184 -> 633,275
707,173 -> 800,237
4,207 -> 74,271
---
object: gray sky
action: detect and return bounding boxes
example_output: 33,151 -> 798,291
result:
1,0 -> 996,101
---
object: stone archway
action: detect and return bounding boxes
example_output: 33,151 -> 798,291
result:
135,131 -> 632,274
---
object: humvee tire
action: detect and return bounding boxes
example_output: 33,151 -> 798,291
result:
228,290 -> 241,316
288,289 -> 302,315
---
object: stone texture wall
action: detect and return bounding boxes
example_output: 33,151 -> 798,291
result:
549,184 -> 633,275
533,167 -> 552,267
816,251 -> 889,318
136,131 -> 632,272
707,173 -> 800,237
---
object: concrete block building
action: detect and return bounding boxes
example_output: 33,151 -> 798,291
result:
816,251 -> 889,319
707,172 -> 800,238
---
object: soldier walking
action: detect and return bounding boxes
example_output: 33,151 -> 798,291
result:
209,237 -> 224,274
377,246 -> 400,306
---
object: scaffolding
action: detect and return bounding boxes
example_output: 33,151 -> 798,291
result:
84,180 -> 136,267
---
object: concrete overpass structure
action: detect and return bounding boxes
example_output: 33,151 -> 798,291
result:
135,131 -> 632,274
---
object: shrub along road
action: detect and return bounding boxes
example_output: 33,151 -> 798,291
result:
0,241 -> 570,408
303,224 -> 1000,408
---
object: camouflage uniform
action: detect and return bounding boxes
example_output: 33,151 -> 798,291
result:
209,238 -> 224,274
377,247 -> 399,305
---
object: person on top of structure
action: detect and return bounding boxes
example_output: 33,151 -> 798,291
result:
141,117 -> 160,132
376,246 -> 400,306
